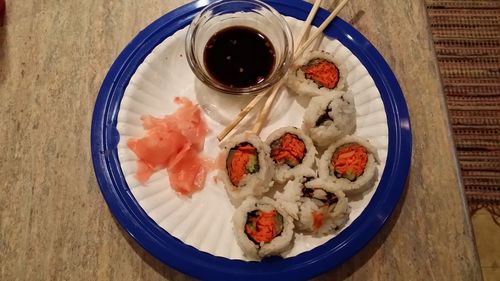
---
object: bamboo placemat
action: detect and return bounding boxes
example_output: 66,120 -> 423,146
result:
425,0 -> 500,223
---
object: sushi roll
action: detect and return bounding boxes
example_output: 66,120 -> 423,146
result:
318,135 -> 380,195
275,177 -> 350,235
265,127 -> 317,183
287,50 -> 347,97
274,170 -> 318,220
298,179 -> 350,234
302,90 -> 356,147
233,197 -> 294,259
219,133 -> 274,201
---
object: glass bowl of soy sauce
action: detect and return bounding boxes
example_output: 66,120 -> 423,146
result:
186,0 -> 294,95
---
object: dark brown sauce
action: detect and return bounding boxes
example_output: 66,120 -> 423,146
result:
203,26 -> 276,88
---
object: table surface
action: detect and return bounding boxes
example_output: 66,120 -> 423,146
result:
0,0 -> 483,280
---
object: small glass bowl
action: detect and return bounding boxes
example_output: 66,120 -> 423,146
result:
185,0 -> 294,95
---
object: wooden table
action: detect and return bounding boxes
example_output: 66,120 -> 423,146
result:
0,0 -> 483,280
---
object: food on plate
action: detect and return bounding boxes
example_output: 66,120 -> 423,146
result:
302,90 -> 356,147
318,135 -> 380,195
204,26 -> 276,88
287,50 -> 347,96
233,197 -> 294,259
219,133 -> 274,200
275,176 -> 350,235
297,179 -> 350,234
127,97 -> 211,196
265,127 -> 317,183
274,169 -> 317,219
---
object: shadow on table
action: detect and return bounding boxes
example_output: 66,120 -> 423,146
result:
113,220 -> 194,281
313,180 -> 409,280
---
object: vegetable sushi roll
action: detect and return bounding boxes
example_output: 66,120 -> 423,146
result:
265,127 -> 317,184
298,179 -> 350,234
233,197 -> 294,259
219,133 -> 274,200
302,90 -> 356,147
287,50 -> 347,97
275,177 -> 350,235
318,135 -> 380,195
274,170 -> 318,220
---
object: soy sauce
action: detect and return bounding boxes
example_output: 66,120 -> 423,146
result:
203,26 -> 276,88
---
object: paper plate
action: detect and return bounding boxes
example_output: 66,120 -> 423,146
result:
91,1 -> 412,280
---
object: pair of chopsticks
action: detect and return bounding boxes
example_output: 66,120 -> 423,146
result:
217,0 -> 350,141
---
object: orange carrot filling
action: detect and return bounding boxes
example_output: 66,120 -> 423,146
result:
312,210 -> 325,232
270,133 -> 306,167
227,144 -> 258,186
245,210 -> 283,243
301,59 -> 340,89
331,143 -> 368,181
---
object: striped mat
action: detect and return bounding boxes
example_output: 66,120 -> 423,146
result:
425,0 -> 500,223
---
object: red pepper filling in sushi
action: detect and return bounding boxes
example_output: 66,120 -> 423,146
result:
245,210 -> 284,244
330,143 -> 368,181
270,133 -> 306,167
300,58 -> 340,89
312,210 -> 325,232
226,143 -> 260,186
312,207 -> 340,233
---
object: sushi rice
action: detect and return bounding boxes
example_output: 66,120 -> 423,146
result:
318,135 -> 380,195
265,126 -> 317,183
274,169 -> 318,220
302,90 -> 356,147
219,133 -> 274,201
233,197 -> 295,260
275,177 -> 350,235
286,50 -> 347,97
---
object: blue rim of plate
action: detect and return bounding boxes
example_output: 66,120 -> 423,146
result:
91,0 -> 412,280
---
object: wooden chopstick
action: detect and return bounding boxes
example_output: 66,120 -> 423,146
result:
295,0 -> 349,59
251,0 -> 349,134
216,92 -> 268,141
217,0 -> 350,140
216,0 -> 321,141
251,0 -> 323,134
294,0 -> 323,56
250,80 -> 285,133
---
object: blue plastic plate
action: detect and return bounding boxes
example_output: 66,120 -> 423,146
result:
91,0 -> 412,280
